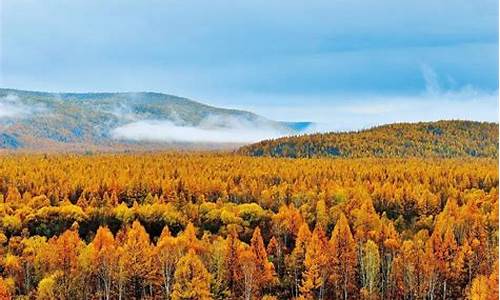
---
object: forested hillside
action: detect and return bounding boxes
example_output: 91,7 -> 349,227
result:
0,153 -> 497,299
0,88 -> 306,150
239,120 -> 499,158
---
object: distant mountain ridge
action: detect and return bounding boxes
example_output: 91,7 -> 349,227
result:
0,88 -> 310,150
238,120 -> 499,158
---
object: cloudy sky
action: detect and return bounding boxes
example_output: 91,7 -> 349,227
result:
0,0 -> 498,130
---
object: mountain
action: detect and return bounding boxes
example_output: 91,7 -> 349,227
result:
238,120 -> 499,158
0,88 -> 310,150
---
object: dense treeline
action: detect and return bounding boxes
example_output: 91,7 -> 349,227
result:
238,120 -> 499,158
0,153 -> 497,299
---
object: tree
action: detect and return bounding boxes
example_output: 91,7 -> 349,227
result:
287,223 -> 311,298
121,221 -> 154,299
329,213 -> 357,300
468,276 -> 490,300
225,227 -> 243,299
315,200 -> 329,231
37,274 -> 57,300
266,236 -> 283,277
0,277 -> 11,300
433,225 -> 462,298
20,235 -> 47,295
300,226 -> 329,300
5,186 -> 21,204
3,254 -> 22,294
45,228 -> 83,299
155,226 -> 182,299
379,215 -> 400,298
207,237 -> 231,299
250,227 -> 276,294
239,249 -> 257,300
178,222 -> 204,254
468,260 -> 499,300
488,260 -> 499,300
272,204 -> 303,246
362,240 -> 380,298
90,226 -> 118,300
172,249 -> 212,300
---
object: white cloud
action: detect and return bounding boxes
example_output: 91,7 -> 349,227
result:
110,115 -> 287,144
335,102 -> 411,115
233,89 -> 499,133
421,64 -> 441,95
0,94 -> 39,118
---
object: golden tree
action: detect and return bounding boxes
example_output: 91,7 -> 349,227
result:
300,226 -> 329,300
172,249 -> 212,300
45,228 -> 83,299
121,221 -> 154,299
155,226 -> 182,299
329,213 -> 357,300
0,277 -> 11,300
287,223 -> 311,298
90,226 -> 117,300
239,249 -> 258,300
469,276 -> 491,300
250,227 -> 276,294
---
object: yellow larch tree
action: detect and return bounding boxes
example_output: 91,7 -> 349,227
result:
329,213 -> 357,300
300,226 -> 329,300
171,249 -> 212,300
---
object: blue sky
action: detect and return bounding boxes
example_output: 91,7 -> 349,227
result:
1,0 -> 498,129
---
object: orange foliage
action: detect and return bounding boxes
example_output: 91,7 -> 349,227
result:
0,153 -> 495,299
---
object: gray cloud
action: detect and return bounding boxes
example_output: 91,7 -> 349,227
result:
1,0 -> 497,97
1,0 -> 497,129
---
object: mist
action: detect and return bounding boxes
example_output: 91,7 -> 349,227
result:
110,115 -> 287,144
0,94 -> 38,118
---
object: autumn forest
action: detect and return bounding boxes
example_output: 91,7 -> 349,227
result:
2,0 -> 498,298
0,152 -> 496,300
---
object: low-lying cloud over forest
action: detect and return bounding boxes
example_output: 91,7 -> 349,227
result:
111,115 -> 287,143
0,95 -> 39,118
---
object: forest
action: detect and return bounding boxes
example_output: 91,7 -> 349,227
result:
239,121 -> 499,158
0,153 -> 496,299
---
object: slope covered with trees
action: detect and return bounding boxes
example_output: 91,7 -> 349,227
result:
0,88 -> 306,150
239,120 -> 499,158
0,153 -> 496,299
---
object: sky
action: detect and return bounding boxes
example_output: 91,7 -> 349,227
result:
1,0 -> 498,130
